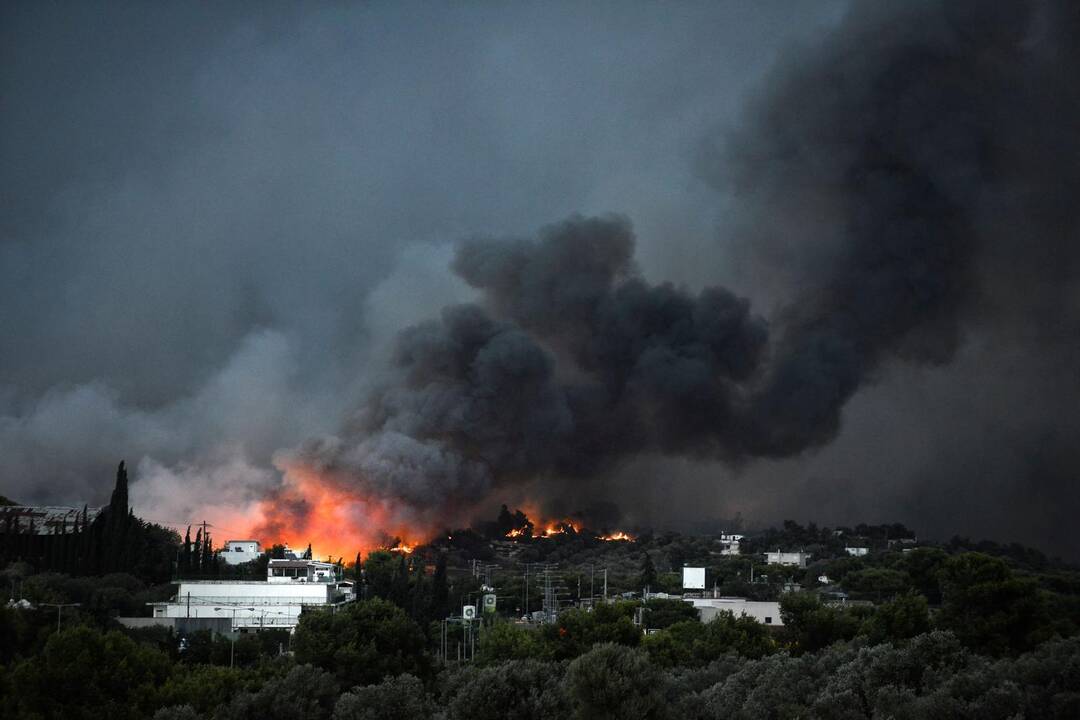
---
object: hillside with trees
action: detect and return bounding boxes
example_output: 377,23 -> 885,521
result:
2,482 -> 1078,718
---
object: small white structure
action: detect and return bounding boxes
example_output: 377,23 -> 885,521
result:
221,539 -> 262,565
844,546 -> 869,557
685,597 -> 783,626
682,566 -> 706,590
763,550 -> 811,568
643,591 -> 681,600
150,557 -> 347,631
718,533 -> 743,556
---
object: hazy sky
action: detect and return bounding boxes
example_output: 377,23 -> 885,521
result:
4,1 -> 1078,559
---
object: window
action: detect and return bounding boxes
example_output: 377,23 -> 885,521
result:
764,617 -> 772,624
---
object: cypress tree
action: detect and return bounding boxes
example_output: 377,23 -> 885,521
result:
109,461 -> 129,517
180,526 -> 192,576
193,529 -> 203,575
103,461 -> 130,573
201,533 -> 213,573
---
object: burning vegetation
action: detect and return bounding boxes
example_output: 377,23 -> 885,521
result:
244,464 -> 436,560
242,494 -> 635,560
496,506 -> 632,543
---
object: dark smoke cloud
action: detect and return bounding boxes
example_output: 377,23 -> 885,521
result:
695,0 -> 1080,554
296,0 -> 1080,557
3,1 -> 838,524
6,0 -> 1080,558
291,216 -> 769,505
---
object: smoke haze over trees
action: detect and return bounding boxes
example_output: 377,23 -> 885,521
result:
2,0 -> 1079,556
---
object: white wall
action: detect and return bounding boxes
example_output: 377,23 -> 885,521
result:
152,580 -> 340,630
221,541 -> 261,565
763,551 -> 810,567
686,598 -> 783,626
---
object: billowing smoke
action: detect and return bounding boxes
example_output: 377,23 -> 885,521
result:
286,0 -> 1080,539
286,215 -> 769,514
5,0 -> 1079,557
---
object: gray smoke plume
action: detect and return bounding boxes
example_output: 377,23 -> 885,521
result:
289,215 -> 769,508
292,0 -> 1080,546
5,0 -> 1079,556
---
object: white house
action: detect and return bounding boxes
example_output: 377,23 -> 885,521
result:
221,539 -> 262,565
844,546 -> 869,557
685,597 -> 783,626
763,550 -> 811,568
149,558 -> 347,631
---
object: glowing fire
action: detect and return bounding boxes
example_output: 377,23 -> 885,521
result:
541,520 -> 579,537
505,527 -> 529,538
600,531 -> 635,542
240,463 -> 434,560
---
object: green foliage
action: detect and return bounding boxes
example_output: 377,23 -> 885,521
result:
0,604 -> 56,663
642,598 -> 698,630
937,552 -> 1054,656
215,664 -> 339,720
293,598 -> 430,686
780,592 -> 862,654
840,566 -> 910,598
896,547 -> 949,603
361,550 -> 398,601
542,601 -> 641,660
441,659 -> 570,720
178,629 -> 287,668
564,643 -> 666,720
645,611 -> 776,667
863,591 -> 931,644
476,620 -> 551,664
152,706 -> 204,720
10,625 -> 173,720
154,664 -> 256,716
332,674 -> 435,720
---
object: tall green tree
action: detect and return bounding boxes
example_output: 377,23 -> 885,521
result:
180,526 -> 192,576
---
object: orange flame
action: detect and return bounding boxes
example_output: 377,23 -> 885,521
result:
505,527 -> 529,538
242,464 -> 433,560
600,531 -> 635,542
540,520 -> 579,537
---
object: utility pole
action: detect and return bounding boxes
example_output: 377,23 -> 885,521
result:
590,564 -> 595,607
542,566 -> 554,621
41,602 -> 80,632
603,568 -> 608,601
